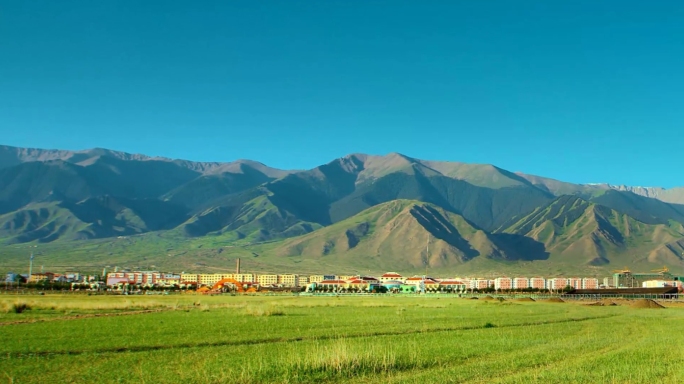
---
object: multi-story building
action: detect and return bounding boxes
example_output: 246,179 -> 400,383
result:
602,277 -> 613,288
277,274 -> 299,287
198,274 -> 226,286
548,278 -> 569,290
469,279 -> 490,290
309,275 -> 336,283
258,274 -> 278,286
582,278 -> 599,289
239,274 -> 257,283
512,277 -> 529,290
568,278 -> 582,290
529,277 -> 546,289
181,273 -> 199,284
28,272 -> 55,283
107,271 -> 164,286
299,276 -> 310,285
156,274 -> 181,287
494,277 -> 513,291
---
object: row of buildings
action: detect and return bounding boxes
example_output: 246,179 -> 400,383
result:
4,271 -> 98,284
6,267 -> 683,293
100,271 -> 684,292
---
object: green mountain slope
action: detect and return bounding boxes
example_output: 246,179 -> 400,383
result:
501,195 -> 684,266
0,197 -> 187,244
176,194 -> 322,242
275,200 -> 548,271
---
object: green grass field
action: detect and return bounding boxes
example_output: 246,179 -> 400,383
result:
1,294 -> 683,383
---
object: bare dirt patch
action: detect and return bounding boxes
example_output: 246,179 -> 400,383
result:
545,297 -> 565,303
629,299 -> 665,309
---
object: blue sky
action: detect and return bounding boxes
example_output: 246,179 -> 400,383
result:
2,1 -> 683,187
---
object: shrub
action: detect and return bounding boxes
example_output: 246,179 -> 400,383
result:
13,302 -> 30,314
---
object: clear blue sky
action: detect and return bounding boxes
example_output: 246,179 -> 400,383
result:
2,1 -> 683,187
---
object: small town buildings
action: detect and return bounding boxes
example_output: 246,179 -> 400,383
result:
582,278 -> 599,289
106,276 -> 130,287
28,272 -> 55,283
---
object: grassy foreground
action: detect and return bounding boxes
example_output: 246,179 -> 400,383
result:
1,294 -> 683,383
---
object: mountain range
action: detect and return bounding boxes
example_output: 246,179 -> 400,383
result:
1,144 -> 683,275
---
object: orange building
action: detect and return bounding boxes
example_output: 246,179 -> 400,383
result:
582,278 -> 599,289
494,277 -> 513,290
513,277 -> 529,289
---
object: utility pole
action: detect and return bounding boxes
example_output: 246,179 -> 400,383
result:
425,234 -> 430,276
28,253 -> 34,280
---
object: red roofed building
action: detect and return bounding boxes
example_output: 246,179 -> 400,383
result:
404,276 -> 438,284
346,276 -> 381,291
438,280 -> 467,291
318,279 -> 348,286
314,280 -> 347,292
349,276 -> 381,284
403,276 -> 439,292
379,272 -> 404,283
